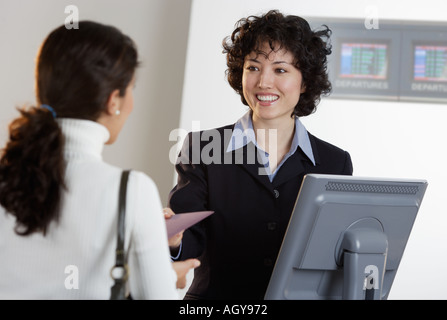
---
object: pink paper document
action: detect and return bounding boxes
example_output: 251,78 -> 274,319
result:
166,211 -> 214,239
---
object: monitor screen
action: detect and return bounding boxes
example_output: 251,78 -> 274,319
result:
265,174 -> 428,300
413,44 -> 447,82
339,42 -> 388,80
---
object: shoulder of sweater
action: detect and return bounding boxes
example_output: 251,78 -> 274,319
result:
128,170 -> 158,190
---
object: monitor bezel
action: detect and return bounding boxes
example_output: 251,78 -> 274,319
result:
327,27 -> 401,100
412,42 -> 447,83
399,29 -> 447,102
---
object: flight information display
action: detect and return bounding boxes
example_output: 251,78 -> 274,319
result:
339,43 -> 388,79
413,45 -> 447,82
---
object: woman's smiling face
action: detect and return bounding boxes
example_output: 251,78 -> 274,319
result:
242,41 -> 305,124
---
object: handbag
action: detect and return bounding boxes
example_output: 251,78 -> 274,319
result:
110,170 -> 131,300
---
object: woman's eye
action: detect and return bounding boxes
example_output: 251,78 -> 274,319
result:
246,66 -> 259,71
275,68 -> 286,73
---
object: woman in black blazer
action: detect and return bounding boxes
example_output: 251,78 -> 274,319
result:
168,10 -> 353,300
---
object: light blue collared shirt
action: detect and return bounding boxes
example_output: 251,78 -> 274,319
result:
225,111 -> 316,182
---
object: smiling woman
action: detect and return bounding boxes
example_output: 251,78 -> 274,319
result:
223,9 -> 332,117
241,43 -> 307,172
168,9 -> 353,300
242,44 -> 304,120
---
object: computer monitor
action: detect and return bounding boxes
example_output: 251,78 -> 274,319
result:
264,174 -> 428,300
339,42 -> 388,80
399,27 -> 447,102
308,18 -> 402,101
413,44 -> 447,82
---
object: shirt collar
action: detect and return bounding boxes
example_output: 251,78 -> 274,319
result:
225,110 -> 316,166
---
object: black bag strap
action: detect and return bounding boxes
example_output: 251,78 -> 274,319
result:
110,170 -> 131,300
116,170 -> 130,266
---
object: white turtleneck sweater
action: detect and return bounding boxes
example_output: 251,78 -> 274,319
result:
0,119 -> 179,299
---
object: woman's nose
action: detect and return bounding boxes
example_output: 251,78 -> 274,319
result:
257,70 -> 273,89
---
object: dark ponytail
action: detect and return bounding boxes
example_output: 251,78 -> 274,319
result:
0,21 -> 139,236
0,107 -> 64,235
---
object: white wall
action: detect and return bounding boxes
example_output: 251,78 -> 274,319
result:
0,0 -> 191,207
180,0 -> 447,299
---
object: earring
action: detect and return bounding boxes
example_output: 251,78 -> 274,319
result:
115,109 -> 121,115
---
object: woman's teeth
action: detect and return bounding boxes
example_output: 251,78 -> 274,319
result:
256,95 -> 278,102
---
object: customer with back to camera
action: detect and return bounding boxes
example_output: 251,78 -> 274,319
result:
168,10 -> 353,300
0,20 -> 199,299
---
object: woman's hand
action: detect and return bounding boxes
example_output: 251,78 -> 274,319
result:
163,207 -> 183,248
172,259 -> 200,289
164,208 -> 199,289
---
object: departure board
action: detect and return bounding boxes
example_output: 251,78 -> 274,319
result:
315,17 -> 447,102
339,43 -> 388,79
414,45 -> 447,82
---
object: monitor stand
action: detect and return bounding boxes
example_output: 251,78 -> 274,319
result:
335,218 -> 388,300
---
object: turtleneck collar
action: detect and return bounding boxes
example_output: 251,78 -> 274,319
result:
56,118 -> 110,161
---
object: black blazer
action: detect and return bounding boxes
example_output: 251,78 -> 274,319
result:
168,124 -> 353,300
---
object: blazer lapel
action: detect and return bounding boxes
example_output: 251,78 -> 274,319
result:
271,149 -> 307,187
231,142 -> 273,193
271,132 -> 322,187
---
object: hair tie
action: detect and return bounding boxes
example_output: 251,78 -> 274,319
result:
41,104 -> 57,118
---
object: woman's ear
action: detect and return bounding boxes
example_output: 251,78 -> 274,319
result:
300,83 -> 306,93
105,89 -> 122,116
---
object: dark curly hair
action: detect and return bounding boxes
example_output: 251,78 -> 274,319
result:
222,10 -> 332,117
0,21 -> 139,236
